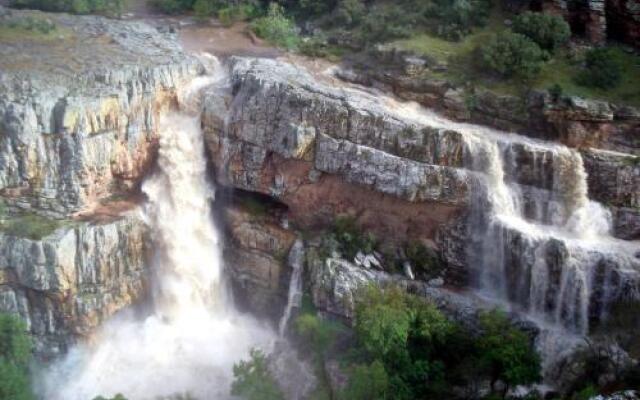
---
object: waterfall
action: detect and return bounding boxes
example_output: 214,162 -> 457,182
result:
279,239 -> 305,336
39,58 -> 275,400
378,96 -> 639,336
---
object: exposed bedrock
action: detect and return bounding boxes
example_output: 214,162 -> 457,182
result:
0,9 -> 203,216
220,201 -> 297,319
0,213 -> 149,358
202,57 -> 639,337
338,49 -> 640,156
0,11 -> 201,356
203,58 -> 468,248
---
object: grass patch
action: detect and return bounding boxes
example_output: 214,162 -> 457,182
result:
393,9 -> 640,106
0,20 -> 72,43
390,3 -> 640,106
0,213 -> 65,240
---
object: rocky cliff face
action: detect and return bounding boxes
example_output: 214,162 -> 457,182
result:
203,57 -> 468,247
0,10 -> 202,355
0,213 -> 149,357
0,8 -> 202,216
220,201 -> 297,319
202,57 -> 639,340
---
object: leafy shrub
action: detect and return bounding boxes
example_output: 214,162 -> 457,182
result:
577,47 -> 624,89
231,348 -> 284,400
296,0 -> 335,18
250,3 -> 299,49
571,385 -> 599,400
93,395 -> 128,400
429,0 -> 493,40
3,16 -> 56,34
477,310 -> 541,394
333,0 -> 365,28
294,314 -> 337,354
217,3 -> 260,26
354,4 -> 414,46
193,0 -> 218,19
341,361 -> 389,400
548,83 -> 563,102
0,313 -> 34,400
332,216 -> 378,260
481,32 -> 547,79
512,11 -> 571,52
405,241 -> 444,280
353,285 -> 454,399
348,286 -> 541,399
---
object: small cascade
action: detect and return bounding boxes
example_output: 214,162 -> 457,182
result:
279,239 -> 305,336
378,96 -> 639,336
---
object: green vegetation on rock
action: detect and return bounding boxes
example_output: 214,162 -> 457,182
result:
331,216 -> 378,260
0,213 -> 64,240
512,11 -> 570,52
480,31 -> 547,80
577,47 -> 625,90
0,313 -> 34,400
346,286 -> 541,399
231,348 -> 284,400
250,3 -> 299,49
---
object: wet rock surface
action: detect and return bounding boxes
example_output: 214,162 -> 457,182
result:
0,212 -> 149,357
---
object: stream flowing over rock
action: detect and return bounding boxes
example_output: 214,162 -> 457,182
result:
202,56 -> 640,385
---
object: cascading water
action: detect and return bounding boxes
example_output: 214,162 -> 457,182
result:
39,58 -> 275,400
278,239 -> 304,336
371,96 -> 639,380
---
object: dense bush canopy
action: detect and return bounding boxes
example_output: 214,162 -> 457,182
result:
512,11 -> 571,51
481,31 -> 547,79
577,47 -> 624,89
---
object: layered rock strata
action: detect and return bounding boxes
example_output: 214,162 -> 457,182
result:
0,213 -> 149,357
0,8 -> 203,216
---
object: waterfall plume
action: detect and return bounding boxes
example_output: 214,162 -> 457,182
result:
39,57 -> 275,400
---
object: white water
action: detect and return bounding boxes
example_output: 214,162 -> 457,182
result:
39,59 -> 275,400
278,239 -> 305,336
377,96 -> 639,334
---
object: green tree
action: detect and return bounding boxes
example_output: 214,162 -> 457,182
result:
0,313 -> 34,400
477,310 -> 541,396
193,0 -> 218,19
512,11 -> 571,52
352,286 -> 453,399
354,285 -> 412,360
577,47 -> 624,89
481,32 -> 547,79
341,360 -> 389,400
250,3 -> 299,49
231,348 -> 284,400
294,314 -> 335,355
334,0 -> 365,28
